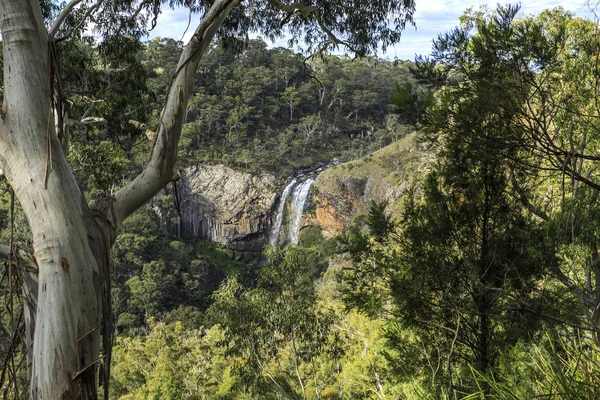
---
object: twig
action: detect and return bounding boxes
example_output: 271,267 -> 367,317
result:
266,0 -> 357,53
71,356 -> 106,380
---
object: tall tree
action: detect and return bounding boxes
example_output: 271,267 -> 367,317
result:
342,6 -> 564,395
0,0 -> 415,398
413,5 -> 600,346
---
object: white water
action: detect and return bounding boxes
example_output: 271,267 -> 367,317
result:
288,178 -> 315,245
269,178 -> 297,245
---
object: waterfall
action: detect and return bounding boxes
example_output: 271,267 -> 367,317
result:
269,178 -> 297,245
288,177 -> 315,245
270,161 -> 338,247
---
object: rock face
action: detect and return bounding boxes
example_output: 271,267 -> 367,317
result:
313,196 -> 344,237
309,133 -> 432,237
311,173 -> 390,238
178,164 -> 279,251
310,179 -> 363,238
171,135 -> 432,249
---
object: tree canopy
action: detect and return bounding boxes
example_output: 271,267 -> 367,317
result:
5,2 -> 600,399
0,0 -> 417,398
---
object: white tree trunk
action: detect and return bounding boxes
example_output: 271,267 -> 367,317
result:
0,1 -> 105,398
0,0 -> 241,398
113,0 -> 242,225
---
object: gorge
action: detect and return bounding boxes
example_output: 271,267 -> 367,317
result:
174,165 -> 322,250
170,133 -> 426,252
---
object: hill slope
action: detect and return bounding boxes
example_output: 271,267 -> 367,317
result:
309,132 -> 433,237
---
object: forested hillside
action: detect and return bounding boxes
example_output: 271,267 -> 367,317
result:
151,37 -> 416,176
2,3 -> 600,399
0,30 -> 420,398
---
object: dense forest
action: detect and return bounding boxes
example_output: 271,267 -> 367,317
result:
2,2 -> 600,399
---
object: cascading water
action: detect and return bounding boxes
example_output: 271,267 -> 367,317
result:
288,177 -> 315,245
269,178 -> 297,245
269,161 -> 338,247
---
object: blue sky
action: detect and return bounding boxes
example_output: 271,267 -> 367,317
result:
147,1 -> 594,61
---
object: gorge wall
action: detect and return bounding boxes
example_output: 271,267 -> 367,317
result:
309,133 -> 431,237
171,134 -> 432,250
177,164 -> 279,251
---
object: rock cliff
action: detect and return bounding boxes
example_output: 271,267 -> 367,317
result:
169,135 -> 432,249
177,164 -> 279,251
309,133 -> 433,237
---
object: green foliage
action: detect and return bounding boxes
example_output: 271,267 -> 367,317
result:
111,205 -> 251,332
0,180 -> 31,246
58,34 -> 154,149
391,159 -> 549,386
174,39 -> 419,177
366,201 -> 391,242
8,3 -> 600,398
68,139 -> 129,199
413,0 -> 600,360
340,7 -> 578,395
110,321 -> 236,400
298,225 -> 323,248
464,333 -> 600,399
206,246 -> 332,397
389,82 -> 433,125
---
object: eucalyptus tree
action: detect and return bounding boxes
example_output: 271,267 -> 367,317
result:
0,0 -> 416,398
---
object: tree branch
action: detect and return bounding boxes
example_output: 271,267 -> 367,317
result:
266,0 -> 356,53
551,266 -> 596,308
49,0 -> 85,37
0,245 -> 38,273
68,117 -> 108,126
131,0 -> 154,22
112,0 -> 242,227
507,167 -> 548,221
265,0 -> 315,17
54,1 -> 103,42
